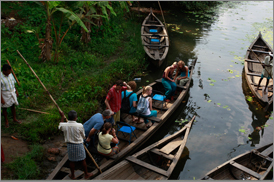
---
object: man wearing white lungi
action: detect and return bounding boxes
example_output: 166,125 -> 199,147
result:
59,110 -> 93,179
256,52 -> 273,94
1,64 -> 21,128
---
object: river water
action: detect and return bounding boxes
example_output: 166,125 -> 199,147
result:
136,1 -> 273,180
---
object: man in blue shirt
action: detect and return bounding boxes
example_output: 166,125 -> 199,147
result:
83,109 -> 113,143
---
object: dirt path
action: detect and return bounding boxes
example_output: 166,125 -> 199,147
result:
1,131 -> 67,179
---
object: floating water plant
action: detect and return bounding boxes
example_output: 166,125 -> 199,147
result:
246,96 -> 253,102
239,129 -> 246,133
207,100 -> 212,103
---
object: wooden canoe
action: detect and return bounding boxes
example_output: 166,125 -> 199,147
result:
94,116 -> 195,180
46,59 -> 197,180
244,32 -> 273,108
201,143 -> 273,180
141,8 -> 169,67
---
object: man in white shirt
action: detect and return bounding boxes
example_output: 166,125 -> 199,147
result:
1,64 -> 21,128
59,110 -> 93,179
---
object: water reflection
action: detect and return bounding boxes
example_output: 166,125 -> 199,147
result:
169,147 -> 190,180
241,69 -> 270,147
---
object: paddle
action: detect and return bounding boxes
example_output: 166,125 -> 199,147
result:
17,50 -> 68,121
6,59 -> 21,86
83,144 -> 102,174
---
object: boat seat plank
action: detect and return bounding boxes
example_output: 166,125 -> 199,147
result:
248,49 -> 271,54
142,24 -> 165,27
131,113 -> 161,123
159,137 -> 182,155
126,156 -> 168,177
229,161 -> 261,179
247,72 -> 261,77
155,50 -> 160,59
142,34 -> 168,37
46,154 -> 69,180
151,148 -> 175,160
253,45 -> 268,49
155,78 -> 187,89
63,170 -> 83,180
245,59 -> 261,63
143,43 -> 169,47
60,167 -> 70,174
260,145 -> 273,157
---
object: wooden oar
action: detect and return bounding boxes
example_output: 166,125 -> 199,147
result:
250,49 -> 273,79
19,108 -> 50,114
6,59 -> 21,86
83,145 -> 102,174
16,50 -> 68,121
16,50 -> 102,174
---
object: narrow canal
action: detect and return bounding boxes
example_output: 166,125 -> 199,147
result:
136,1 -> 273,180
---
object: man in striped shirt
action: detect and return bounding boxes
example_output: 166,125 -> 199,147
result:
1,64 -> 21,128
105,80 -> 131,125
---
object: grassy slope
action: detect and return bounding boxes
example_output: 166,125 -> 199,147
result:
1,1 -> 147,143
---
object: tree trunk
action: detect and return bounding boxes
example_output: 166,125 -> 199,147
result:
81,18 -> 91,44
81,6 -> 91,44
39,16 -> 53,61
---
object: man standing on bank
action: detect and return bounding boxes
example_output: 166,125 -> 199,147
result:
1,64 -> 21,128
59,111 -> 93,180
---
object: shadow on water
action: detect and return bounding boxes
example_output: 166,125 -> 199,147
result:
241,68 -> 271,147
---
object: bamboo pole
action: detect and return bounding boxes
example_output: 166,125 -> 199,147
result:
16,50 -> 68,122
19,108 -> 50,114
84,145 -> 102,174
158,1 -> 169,44
17,50 -> 102,173
250,50 -> 273,79
6,60 -> 21,86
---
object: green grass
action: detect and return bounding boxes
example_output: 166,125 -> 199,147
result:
4,145 -> 45,180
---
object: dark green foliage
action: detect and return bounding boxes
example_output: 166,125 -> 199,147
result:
1,1 -> 146,144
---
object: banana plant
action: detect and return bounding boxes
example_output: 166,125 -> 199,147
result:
78,1 -> 117,44
35,1 -> 89,62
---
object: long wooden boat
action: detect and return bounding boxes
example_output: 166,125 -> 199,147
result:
47,59 -> 197,180
94,116 -> 195,180
244,32 -> 273,109
141,8 -> 169,67
201,143 -> 273,180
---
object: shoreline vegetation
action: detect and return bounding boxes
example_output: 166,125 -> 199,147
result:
1,1 -> 221,179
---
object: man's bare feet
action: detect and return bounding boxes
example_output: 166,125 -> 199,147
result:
69,174 -> 76,180
5,121 -> 9,128
84,173 -> 93,179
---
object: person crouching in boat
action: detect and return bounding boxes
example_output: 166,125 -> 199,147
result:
174,60 -> 189,86
97,122 -> 119,156
58,111 -> 93,180
256,52 -> 273,94
161,62 -> 177,102
136,86 -> 158,128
